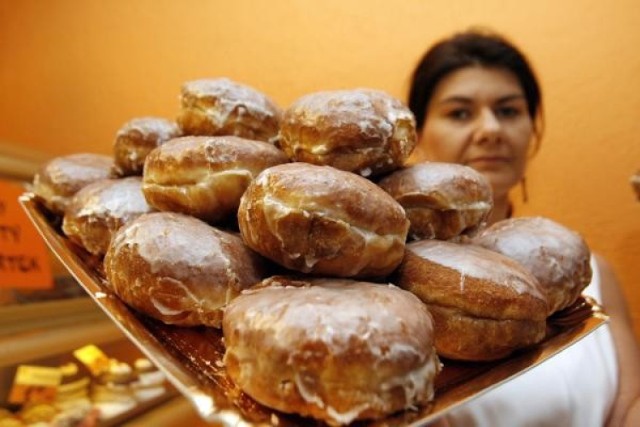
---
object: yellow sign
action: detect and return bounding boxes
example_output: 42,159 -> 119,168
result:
0,180 -> 53,289
73,344 -> 111,376
8,365 -> 62,404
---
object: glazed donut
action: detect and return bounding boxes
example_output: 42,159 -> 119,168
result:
378,162 -> 493,240
279,89 -> 417,177
395,239 -> 548,361
142,136 -> 288,223
104,212 -> 266,327
177,77 -> 282,143
32,153 -> 114,215
237,162 -> 409,278
113,117 -> 181,176
222,276 -> 441,425
472,217 -> 592,314
61,177 -> 154,256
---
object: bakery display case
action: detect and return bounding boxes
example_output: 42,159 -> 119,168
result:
0,288 -> 186,426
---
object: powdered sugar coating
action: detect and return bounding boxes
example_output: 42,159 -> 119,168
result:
62,177 -> 153,255
289,90 -> 392,136
286,89 -> 412,135
113,213 -> 231,283
72,177 -> 151,219
280,89 -> 417,176
181,78 -> 281,123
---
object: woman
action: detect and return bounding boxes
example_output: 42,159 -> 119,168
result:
408,29 -> 640,427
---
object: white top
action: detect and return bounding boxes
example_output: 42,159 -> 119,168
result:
446,256 -> 618,427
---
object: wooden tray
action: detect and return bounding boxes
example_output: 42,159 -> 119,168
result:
19,192 -> 609,426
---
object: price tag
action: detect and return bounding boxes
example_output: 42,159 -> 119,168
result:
0,180 -> 53,289
7,365 -> 62,404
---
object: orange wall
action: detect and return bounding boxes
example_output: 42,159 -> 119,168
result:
2,1 -> 639,334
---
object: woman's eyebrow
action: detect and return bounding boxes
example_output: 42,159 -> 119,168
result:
438,96 -> 473,105
496,94 -> 527,103
438,94 -> 526,105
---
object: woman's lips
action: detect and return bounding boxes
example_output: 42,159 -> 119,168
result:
466,156 -> 511,168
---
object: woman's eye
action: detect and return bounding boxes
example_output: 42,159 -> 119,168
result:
495,106 -> 521,118
447,109 -> 471,120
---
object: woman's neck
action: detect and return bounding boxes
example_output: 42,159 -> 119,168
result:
488,195 -> 512,225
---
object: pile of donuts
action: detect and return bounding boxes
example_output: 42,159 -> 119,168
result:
31,78 -> 593,426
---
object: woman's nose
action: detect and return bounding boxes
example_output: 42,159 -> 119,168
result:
474,109 -> 501,144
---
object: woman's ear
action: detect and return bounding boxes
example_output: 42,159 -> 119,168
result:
526,135 -> 539,160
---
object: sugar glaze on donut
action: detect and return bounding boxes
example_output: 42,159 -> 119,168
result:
222,276 -> 440,425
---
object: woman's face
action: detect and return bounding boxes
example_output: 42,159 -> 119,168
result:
418,66 -> 534,199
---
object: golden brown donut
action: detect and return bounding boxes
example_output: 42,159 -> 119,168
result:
378,162 -> 493,240
395,239 -> 548,361
32,153 -> 114,215
62,177 -> 154,256
113,117 -> 181,176
279,88 -> 417,177
142,135 -> 288,223
472,217 -> 592,314
237,162 -> 409,278
177,77 -> 282,143
223,276 -> 441,425
104,212 -> 266,327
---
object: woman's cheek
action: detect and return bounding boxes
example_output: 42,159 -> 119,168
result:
425,128 -> 468,163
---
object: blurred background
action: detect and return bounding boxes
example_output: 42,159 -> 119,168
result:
1,0 -> 639,339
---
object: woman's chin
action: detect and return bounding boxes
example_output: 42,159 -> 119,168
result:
486,175 -> 520,200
